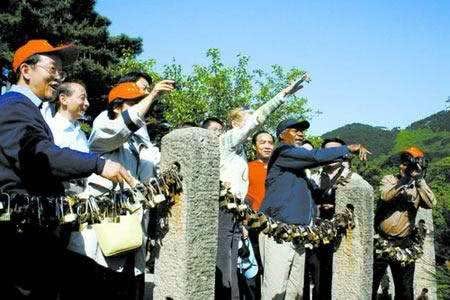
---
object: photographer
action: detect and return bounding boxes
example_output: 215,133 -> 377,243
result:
372,147 -> 436,300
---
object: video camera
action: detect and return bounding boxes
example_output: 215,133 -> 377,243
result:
401,153 -> 428,179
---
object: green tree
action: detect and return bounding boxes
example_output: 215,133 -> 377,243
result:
112,48 -> 312,143
160,48 -> 310,131
0,0 -> 142,115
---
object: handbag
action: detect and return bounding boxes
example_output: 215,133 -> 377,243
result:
93,213 -> 143,257
86,190 -> 143,257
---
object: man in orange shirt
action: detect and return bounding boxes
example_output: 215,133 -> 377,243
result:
244,130 -> 274,298
246,130 -> 275,211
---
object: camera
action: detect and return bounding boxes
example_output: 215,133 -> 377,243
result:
171,81 -> 182,91
401,153 -> 428,179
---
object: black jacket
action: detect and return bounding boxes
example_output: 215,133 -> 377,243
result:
0,92 -> 104,196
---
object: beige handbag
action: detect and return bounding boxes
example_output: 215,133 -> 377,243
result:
93,212 -> 143,257
84,192 -> 143,257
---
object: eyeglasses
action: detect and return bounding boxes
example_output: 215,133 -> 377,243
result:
36,64 -> 67,81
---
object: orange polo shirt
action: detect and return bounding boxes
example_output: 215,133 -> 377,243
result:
246,160 -> 268,212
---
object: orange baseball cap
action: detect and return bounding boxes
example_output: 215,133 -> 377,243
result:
12,39 -> 77,71
402,146 -> 424,158
108,82 -> 146,103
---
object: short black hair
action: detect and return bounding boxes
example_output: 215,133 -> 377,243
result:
118,71 -> 152,85
321,138 -> 346,148
252,130 -> 274,145
106,97 -> 142,119
57,81 -> 86,98
15,54 -> 41,82
201,117 -> 224,129
56,81 -> 86,111
107,99 -> 126,119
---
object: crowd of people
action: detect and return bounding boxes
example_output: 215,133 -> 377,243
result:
0,40 -> 435,300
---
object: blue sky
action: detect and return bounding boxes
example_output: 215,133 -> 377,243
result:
96,0 -> 449,135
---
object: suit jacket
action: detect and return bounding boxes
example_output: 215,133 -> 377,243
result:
0,92 -> 104,196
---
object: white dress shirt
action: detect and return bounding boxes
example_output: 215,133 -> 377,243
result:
220,92 -> 286,199
47,113 -> 89,153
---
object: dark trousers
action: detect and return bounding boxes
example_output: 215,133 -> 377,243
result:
248,228 -> 262,300
60,252 -> 142,300
215,210 -> 241,300
372,256 -> 415,300
237,272 -> 257,300
303,245 -> 334,300
0,222 -> 71,299
0,222 -> 143,300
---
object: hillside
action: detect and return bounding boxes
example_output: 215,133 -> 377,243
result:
407,110 -> 450,132
322,110 -> 450,297
322,123 -> 397,156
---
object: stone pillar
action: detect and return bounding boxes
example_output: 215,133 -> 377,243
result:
332,173 -> 374,300
154,128 -> 220,300
414,208 -> 437,299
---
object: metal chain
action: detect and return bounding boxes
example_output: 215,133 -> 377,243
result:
219,182 -> 355,248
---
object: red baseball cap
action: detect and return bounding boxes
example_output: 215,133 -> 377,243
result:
108,82 -> 146,103
12,39 -> 77,71
402,146 -> 424,158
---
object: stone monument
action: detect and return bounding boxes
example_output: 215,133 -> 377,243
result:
154,128 -> 220,300
414,208 -> 437,299
332,172 -> 374,300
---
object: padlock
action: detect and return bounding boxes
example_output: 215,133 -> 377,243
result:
132,189 -> 147,204
227,203 -> 237,210
63,213 -> 77,223
172,193 -> 182,204
299,227 -> 308,237
291,228 -> 301,238
154,194 -> 166,205
0,212 -> 11,221
304,243 -> 313,249
237,204 -> 247,212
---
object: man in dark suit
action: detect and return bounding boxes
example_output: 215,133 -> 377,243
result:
0,39 -> 133,299
259,118 -> 369,299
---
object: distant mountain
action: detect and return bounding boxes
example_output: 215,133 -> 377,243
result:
321,123 -> 397,156
321,110 -> 449,157
407,110 -> 450,132
322,110 -> 449,285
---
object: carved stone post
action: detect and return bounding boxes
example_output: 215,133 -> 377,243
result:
154,128 -> 220,300
414,208 -> 437,299
332,173 -> 374,299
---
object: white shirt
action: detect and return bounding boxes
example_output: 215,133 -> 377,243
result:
85,107 -> 159,276
47,113 -> 89,153
43,113 -> 103,266
40,101 -> 56,124
8,84 -> 42,108
87,108 -> 160,194
220,92 -> 286,199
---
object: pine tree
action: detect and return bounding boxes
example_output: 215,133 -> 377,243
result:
0,0 -> 142,115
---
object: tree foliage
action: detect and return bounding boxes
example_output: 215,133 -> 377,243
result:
0,0 -> 142,116
160,48 -> 310,131
322,123 -> 398,156
328,114 -> 450,298
112,48 -> 311,140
